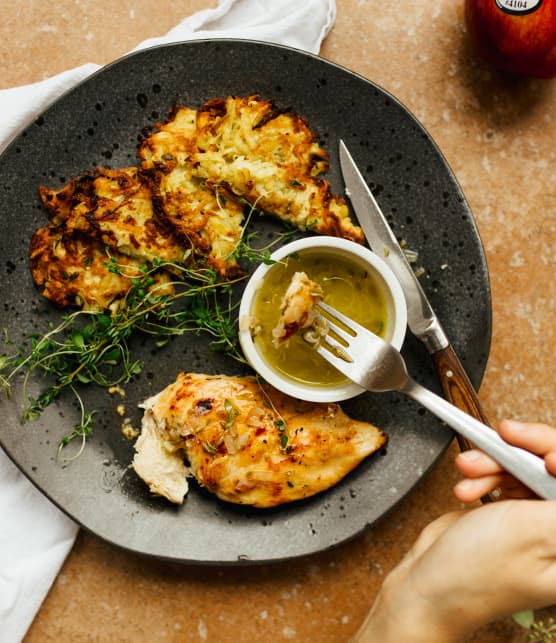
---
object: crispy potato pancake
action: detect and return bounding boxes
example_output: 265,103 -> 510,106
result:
39,167 -> 189,267
133,373 -> 386,507
139,105 -> 198,168
192,95 -> 364,243
33,95 -> 363,311
29,223 -> 171,311
195,95 -> 330,176
139,106 -> 244,277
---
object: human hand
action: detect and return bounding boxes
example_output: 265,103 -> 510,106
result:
453,420 -> 556,503
353,499 -> 556,642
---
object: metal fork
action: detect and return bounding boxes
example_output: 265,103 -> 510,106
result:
312,302 -> 556,500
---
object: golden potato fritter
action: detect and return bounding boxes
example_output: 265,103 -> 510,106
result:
192,95 -> 364,243
139,105 -> 198,169
29,223 -> 171,311
139,106 -> 245,277
195,95 -> 330,176
133,373 -> 386,507
31,94 -> 363,315
38,167 -> 189,267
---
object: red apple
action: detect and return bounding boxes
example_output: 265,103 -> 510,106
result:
465,0 -> 556,78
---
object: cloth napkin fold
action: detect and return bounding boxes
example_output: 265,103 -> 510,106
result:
0,1 -> 335,641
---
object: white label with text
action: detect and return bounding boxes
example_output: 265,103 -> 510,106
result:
495,0 -> 543,15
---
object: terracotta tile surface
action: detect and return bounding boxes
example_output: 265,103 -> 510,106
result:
1,1 -> 554,641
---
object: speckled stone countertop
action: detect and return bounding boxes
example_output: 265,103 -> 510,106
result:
2,1 -> 555,641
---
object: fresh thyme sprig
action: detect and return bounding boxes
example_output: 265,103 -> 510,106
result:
57,385 -> 97,459
0,232 -> 289,451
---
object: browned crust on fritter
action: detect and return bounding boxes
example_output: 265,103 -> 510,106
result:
29,223 -> 152,310
191,95 -> 364,243
138,106 -> 244,277
195,95 -> 331,176
39,167 -> 189,267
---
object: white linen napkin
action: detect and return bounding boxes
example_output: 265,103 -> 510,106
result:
0,1 -> 336,641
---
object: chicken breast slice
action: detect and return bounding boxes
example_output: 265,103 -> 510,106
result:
132,373 -> 386,507
272,271 -> 324,346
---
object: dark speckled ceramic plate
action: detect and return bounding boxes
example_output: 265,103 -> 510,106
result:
0,40 -> 491,564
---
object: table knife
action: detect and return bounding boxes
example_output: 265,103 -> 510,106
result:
338,139 -> 491,456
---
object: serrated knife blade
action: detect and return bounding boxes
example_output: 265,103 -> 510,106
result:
339,139 -> 491,441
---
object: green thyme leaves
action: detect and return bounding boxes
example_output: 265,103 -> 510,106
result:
0,232 -> 284,453
223,398 -> 240,429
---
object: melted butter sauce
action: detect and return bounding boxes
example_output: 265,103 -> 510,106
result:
251,251 -> 388,387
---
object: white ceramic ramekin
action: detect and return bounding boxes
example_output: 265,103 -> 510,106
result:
238,236 -> 407,402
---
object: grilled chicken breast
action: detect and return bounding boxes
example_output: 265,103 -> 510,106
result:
133,392 -> 189,504
29,223 -> 171,311
139,106 -> 244,277
192,95 -> 364,243
133,373 -> 386,507
272,271 -> 323,346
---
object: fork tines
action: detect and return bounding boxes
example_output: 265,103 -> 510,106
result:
315,302 -> 359,365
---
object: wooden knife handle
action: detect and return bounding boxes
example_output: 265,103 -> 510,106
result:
432,345 -> 495,503
432,344 -> 490,426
